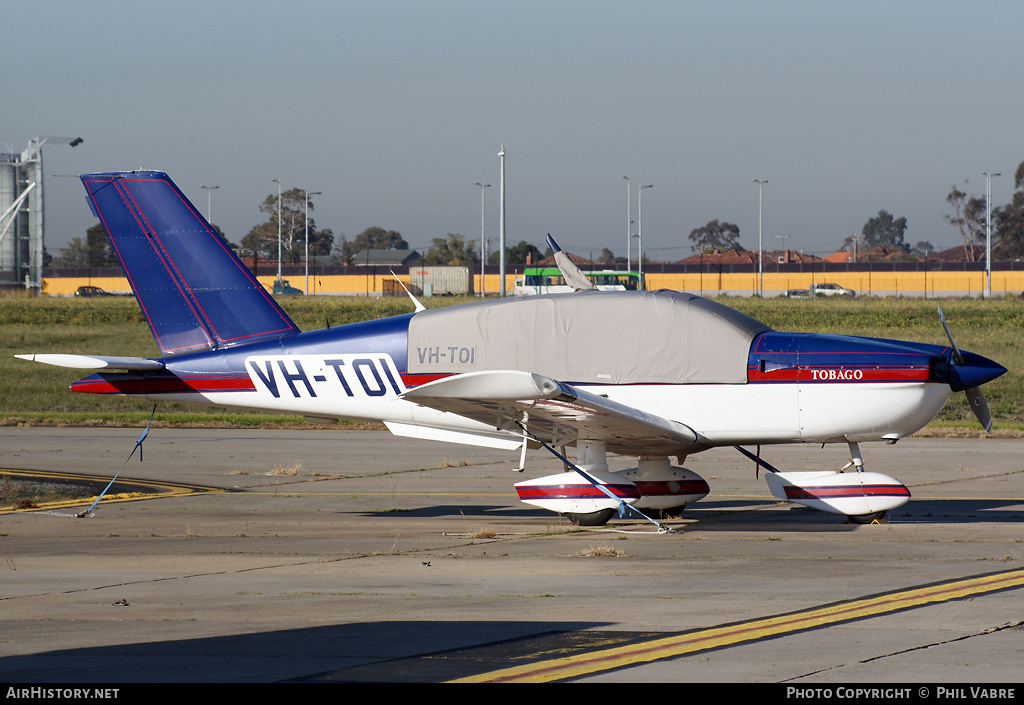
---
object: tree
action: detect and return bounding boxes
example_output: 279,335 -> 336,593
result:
943,183 -> 986,261
597,247 -> 625,265
340,226 -> 407,263
993,161 -> 1024,259
488,240 -> 543,265
210,224 -> 236,251
911,241 -> 935,259
242,188 -> 333,263
851,210 -> 909,254
688,220 -> 740,252
53,223 -> 118,268
422,233 -> 475,265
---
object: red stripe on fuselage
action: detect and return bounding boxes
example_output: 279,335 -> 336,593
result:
71,374 -> 255,395
748,366 -> 931,383
399,373 -> 452,388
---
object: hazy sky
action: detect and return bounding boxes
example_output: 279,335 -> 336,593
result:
5,0 -> 1023,260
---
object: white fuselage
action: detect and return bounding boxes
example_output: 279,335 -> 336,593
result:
142,353 -> 952,453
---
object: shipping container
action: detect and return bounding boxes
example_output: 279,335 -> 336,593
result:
409,266 -> 472,296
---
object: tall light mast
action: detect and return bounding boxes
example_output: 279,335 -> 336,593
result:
753,178 -> 768,297
638,184 -> 653,289
304,190 -> 320,295
200,185 -> 219,224
475,182 -> 490,296
983,171 -> 1000,298
272,179 -> 282,283
623,176 -> 631,271
499,146 -> 506,297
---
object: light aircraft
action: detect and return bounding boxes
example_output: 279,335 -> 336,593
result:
17,171 -> 1007,529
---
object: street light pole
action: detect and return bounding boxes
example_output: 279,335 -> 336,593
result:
623,176 -> 631,272
638,184 -> 653,289
272,179 -> 282,284
776,234 -> 789,263
983,171 -> 1000,298
475,182 -> 490,296
200,185 -> 219,224
753,179 -> 768,296
499,146 -> 506,297
304,190 -> 321,295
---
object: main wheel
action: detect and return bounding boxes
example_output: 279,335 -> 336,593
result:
846,511 -> 887,524
566,508 -> 616,526
657,505 -> 686,519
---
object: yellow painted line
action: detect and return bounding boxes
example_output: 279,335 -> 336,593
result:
0,468 -> 224,514
244,491 -> 515,497
452,567 -> 1024,683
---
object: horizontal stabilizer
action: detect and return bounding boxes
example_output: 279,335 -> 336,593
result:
15,354 -> 165,371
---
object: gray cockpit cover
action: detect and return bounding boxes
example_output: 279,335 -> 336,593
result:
406,289 -> 770,384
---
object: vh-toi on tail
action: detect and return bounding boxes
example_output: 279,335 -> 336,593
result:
17,171 -> 1006,528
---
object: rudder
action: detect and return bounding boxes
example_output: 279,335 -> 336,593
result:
82,171 -> 299,355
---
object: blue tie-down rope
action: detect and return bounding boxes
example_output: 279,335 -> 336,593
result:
76,407 -> 156,518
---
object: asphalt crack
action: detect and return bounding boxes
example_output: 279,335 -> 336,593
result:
785,620 -> 1024,681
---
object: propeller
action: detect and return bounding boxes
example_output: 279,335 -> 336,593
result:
937,307 -> 1001,432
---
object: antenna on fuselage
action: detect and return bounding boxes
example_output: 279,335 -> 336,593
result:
391,270 -> 426,312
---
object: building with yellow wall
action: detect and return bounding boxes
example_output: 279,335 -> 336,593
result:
41,263 -> 1024,299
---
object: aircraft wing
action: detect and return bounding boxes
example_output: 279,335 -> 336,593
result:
401,370 -> 702,456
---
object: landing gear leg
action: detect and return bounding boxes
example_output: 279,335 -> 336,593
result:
848,442 -> 865,473
844,442 -> 886,523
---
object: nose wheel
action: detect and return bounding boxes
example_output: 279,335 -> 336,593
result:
566,508 -> 617,526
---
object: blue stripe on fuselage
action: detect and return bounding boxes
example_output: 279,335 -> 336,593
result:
128,313 -> 413,380
749,332 -> 949,382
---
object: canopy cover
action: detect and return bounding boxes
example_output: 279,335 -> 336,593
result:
407,290 -> 770,385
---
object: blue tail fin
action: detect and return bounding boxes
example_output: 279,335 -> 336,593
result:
82,171 -> 299,356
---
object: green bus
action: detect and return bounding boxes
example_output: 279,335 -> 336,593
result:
513,267 -> 644,296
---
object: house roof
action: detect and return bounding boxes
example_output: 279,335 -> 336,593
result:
927,245 -> 981,262
679,248 -> 821,264
823,251 -> 852,263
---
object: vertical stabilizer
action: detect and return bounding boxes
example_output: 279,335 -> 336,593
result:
82,171 -> 299,355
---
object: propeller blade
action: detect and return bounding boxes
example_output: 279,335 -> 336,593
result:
938,307 -> 1000,433
966,387 -> 993,433
937,306 -> 966,366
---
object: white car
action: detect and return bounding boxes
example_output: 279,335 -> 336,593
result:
811,282 -> 856,297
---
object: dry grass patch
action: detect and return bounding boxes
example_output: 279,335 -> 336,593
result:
577,545 -> 628,558
268,462 -> 302,476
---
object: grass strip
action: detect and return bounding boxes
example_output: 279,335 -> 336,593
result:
2,295 -> 1020,428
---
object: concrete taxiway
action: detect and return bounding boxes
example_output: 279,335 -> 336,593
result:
1,426 -> 1023,683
